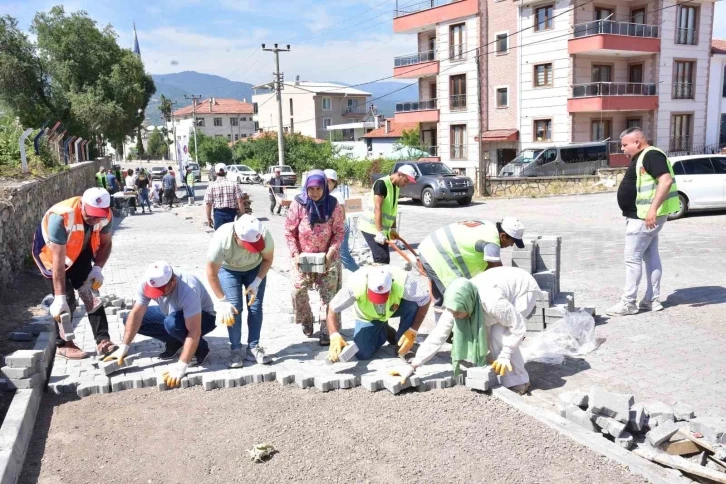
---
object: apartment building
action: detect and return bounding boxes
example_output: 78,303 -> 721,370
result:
251,81 -> 371,140
392,0 -> 481,178
706,39 -> 726,147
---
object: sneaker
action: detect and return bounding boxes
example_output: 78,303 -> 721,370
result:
77,283 -> 103,313
191,345 -> 210,367
96,339 -> 118,358
228,348 -> 245,368
638,299 -> 664,312
606,301 -> 639,317
509,382 -> 531,395
245,346 -> 271,364
319,329 -> 330,346
158,340 -> 184,360
57,341 -> 88,360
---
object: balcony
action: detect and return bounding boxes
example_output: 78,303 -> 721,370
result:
341,105 -> 369,116
393,0 -> 478,34
450,94 -> 467,111
672,82 -> 694,100
450,144 -> 467,160
394,99 -> 440,123
568,82 -> 658,112
676,28 -> 697,46
569,20 -> 660,56
393,50 -> 439,79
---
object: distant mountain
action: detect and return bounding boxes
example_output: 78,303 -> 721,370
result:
144,71 -> 417,125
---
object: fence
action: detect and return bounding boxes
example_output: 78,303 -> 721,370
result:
573,20 -> 659,39
572,82 -> 657,97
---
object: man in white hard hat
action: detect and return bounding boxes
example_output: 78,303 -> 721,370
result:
104,261 -> 217,388
358,164 -> 416,264
206,215 -> 274,368
31,187 -> 118,360
204,162 -> 246,230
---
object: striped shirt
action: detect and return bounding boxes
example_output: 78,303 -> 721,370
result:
203,178 -> 244,209
330,269 -> 430,314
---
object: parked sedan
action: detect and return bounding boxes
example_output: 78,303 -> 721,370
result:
226,164 -> 261,184
149,166 -> 167,181
669,154 -> 726,220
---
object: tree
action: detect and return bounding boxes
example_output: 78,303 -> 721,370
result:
189,133 -> 232,164
231,132 -> 338,175
135,129 -> 145,157
146,128 -> 167,158
399,127 -> 421,148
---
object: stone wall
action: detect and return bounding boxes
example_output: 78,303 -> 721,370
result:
484,167 -> 628,198
0,160 -> 100,288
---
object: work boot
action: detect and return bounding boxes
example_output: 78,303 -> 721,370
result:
57,341 -> 88,360
191,345 -> 210,367
77,283 -> 103,313
509,382 -> 531,395
245,346 -> 271,365
385,324 -> 397,346
228,348 -> 245,368
158,339 -> 183,360
605,300 -> 638,317
319,327 -> 330,346
638,298 -> 664,312
96,339 -> 119,358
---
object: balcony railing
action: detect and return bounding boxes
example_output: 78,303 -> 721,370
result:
394,50 -> 436,67
672,82 -> 694,99
451,144 -> 467,160
394,0 -> 463,17
450,94 -> 467,111
572,82 -> 657,97
342,105 -> 369,115
395,98 -> 438,113
669,136 -> 691,153
573,20 -> 659,39
449,44 -> 466,62
676,28 -> 697,45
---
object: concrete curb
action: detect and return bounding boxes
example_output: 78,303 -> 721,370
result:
490,387 -> 689,484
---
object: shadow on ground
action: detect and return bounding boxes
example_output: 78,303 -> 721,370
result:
525,357 -> 592,391
665,286 -> 726,308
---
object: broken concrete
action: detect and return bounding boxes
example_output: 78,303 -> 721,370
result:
558,390 -> 588,409
564,405 -> 599,433
673,402 -> 695,421
689,416 -> 726,443
588,386 -> 633,424
593,415 -> 627,438
646,420 -> 679,446
629,402 -> 648,433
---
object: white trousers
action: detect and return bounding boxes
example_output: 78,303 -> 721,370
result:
488,323 -> 529,388
622,216 -> 667,304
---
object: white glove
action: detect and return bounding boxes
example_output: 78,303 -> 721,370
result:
49,295 -> 69,319
246,277 -> 262,297
161,361 -> 188,388
374,231 -> 387,245
102,343 -> 129,363
88,265 -> 104,289
388,364 -> 415,385
491,346 -> 513,377
214,296 -> 238,327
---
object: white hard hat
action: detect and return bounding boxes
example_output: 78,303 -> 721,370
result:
324,169 -> 338,181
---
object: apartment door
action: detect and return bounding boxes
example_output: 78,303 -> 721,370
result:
592,64 -> 612,95
450,75 -> 466,111
630,8 -> 647,36
428,36 -> 436,60
429,82 -> 437,102
595,7 -> 613,34
628,63 -> 643,94
449,23 -> 465,60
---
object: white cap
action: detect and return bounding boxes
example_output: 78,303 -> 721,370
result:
215,163 -> 227,174
501,217 -> 525,249
396,164 -> 416,183
142,261 -> 173,298
81,187 -> 111,218
367,266 -> 393,304
324,169 -> 338,181
233,215 -> 266,253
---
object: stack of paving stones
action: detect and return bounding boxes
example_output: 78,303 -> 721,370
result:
298,253 -> 326,273
558,386 -> 726,468
241,193 -> 252,215
1,322 -> 55,391
502,235 -> 595,332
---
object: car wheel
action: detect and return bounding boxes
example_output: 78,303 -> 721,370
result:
668,193 -> 688,220
457,196 -> 472,206
421,188 -> 437,208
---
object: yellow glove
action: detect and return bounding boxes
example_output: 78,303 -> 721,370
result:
491,347 -> 513,376
328,332 -> 348,363
161,362 -> 188,388
389,229 -> 399,241
397,328 -> 417,356
102,344 -> 129,364
214,297 -> 239,327
388,364 -> 415,385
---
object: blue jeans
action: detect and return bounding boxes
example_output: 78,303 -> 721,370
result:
186,185 -> 195,198
218,265 -> 267,349
139,187 -> 152,211
353,299 -> 418,360
130,306 -> 216,353
339,223 -> 360,272
213,208 -> 237,230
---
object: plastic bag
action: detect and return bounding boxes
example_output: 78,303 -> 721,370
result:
521,309 -> 599,364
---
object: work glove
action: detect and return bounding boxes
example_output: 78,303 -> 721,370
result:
49,295 -> 69,320
103,343 -> 129,364
374,232 -> 387,245
491,346 -> 513,377
161,361 -> 188,388
388,364 -> 415,385
88,265 -> 104,290
397,328 -> 417,356
246,277 -> 262,299
214,296 -> 238,327
328,332 -> 348,363
389,229 -> 399,241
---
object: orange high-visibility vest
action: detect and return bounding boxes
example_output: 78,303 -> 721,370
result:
37,197 -> 112,272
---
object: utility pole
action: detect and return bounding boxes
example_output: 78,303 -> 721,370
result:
185,94 -> 202,164
167,99 -> 178,162
262,43 -> 290,167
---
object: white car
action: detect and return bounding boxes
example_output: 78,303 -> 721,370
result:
225,164 -> 261,184
669,154 -> 726,220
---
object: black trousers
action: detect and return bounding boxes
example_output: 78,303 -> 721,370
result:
419,253 -> 445,308
361,231 -> 391,264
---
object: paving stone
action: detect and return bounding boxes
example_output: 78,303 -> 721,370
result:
558,390 -> 588,409
465,378 -> 491,392
588,386 -> 634,424
202,375 -> 217,391
338,342 -> 358,363
564,405 -> 599,433
111,299 -> 124,308
616,431 -> 634,450
646,420 -> 679,446
629,402 -> 648,433
99,358 -> 133,376
689,417 -> 726,443
1,366 -> 36,380
6,373 -> 44,390
360,374 -> 383,392
4,350 -> 43,369
642,401 -> 675,421
673,402 -> 695,421
593,415 -> 627,438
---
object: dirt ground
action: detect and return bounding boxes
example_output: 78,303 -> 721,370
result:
22,385 -> 648,484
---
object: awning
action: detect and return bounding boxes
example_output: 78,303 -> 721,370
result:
476,129 -> 519,142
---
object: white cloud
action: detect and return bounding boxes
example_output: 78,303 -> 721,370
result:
304,5 -> 337,33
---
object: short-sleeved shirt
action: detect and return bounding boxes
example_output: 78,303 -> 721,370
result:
329,187 -> 345,206
136,176 -> 149,189
47,213 -> 113,246
106,174 -> 118,192
373,178 -> 397,200
135,271 -> 214,317
162,173 -> 176,190
204,178 -> 243,209
207,222 -> 274,272
125,175 -> 136,189
617,149 -> 670,219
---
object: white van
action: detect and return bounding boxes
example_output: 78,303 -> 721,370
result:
499,142 -> 609,177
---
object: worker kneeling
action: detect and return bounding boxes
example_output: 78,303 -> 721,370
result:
391,266 -> 540,394
326,266 -> 431,361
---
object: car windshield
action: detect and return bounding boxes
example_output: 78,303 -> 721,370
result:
273,165 -> 293,173
151,167 -> 164,172
416,163 -> 455,176
231,165 -> 250,171
510,149 -> 544,164
187,164 -> 199,170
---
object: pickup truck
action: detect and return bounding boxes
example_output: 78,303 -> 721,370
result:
374,161 -> 474,208
262,165 -> 297,186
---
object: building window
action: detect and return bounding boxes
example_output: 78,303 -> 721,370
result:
235,134 -> 239,141
450,74 -> 467,111
535,5 -> 554,32
670,114 -> 692,151
534,119 -> 552,142
449,23 -> 465,60
322,97 -> 332,111
496,33 -> 508,54
534,63 -> 553,87
290,98 -> 294,116
626,118 -> 642,130
323,118 -> 332,129
227,134 -> 231,141
592,64 -> 612,83
253,102 -> 258,114
177,135 -> 181,140
241,117 -> 247,121
213,117 -> 223,127
496,87 -> 508,108
450,125 -> 467,160
290,118 -> 294,133
676,5 -> 698,45
591,120 -> 612,141
196,118 -> 205,127
673,61 -> 694,99
254,121 -> 259,131
230,117 -> 238,127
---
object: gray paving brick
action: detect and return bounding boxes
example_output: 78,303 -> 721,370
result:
629,403 -> 648,433
593,415 -> 627,438
6,373 -> 44,390
588,386 -> 633,424
99,358 -> 133,376
673,402 -> 695,421
1,366 -> 36,380
5,350 -> 43,369
646,420 -> 679,446
616,431 -> 634,450
465,378 -> 491,392
558,390 -> 588,408
564,405 -> 599,432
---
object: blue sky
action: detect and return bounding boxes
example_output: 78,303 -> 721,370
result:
2,0 -> 726,85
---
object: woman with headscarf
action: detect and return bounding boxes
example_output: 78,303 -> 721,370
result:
284,169 -> 345,344
390,266 -> 541,394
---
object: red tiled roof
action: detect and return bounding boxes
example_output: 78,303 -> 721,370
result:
713,39 -> 726,55
362,121 -> 419,139
173,98 -> 254,117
